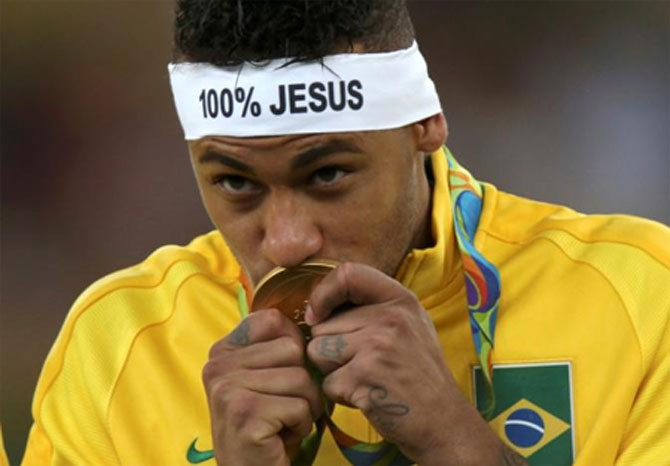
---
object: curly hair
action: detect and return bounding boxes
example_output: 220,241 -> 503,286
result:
173,0 -> 414,66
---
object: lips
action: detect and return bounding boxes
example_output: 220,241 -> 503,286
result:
251,259 -> 338,329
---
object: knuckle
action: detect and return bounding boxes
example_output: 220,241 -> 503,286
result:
367,333 -> 392,353
379,309 -> 411,340
322,372 -> 353,402
281,336 -> 304,362
208,376 -> 235,403
201,360 -> 217,385
321,374 -> 341,399
261,308 -> 285,334
295,397 -> 311,420
384,304 -> 411,327
226,392 -> 257,429
244,428 -> 266,449
351,355 -> 373,381
202,355 -> 235,386
208,339 -> 225,360
351,386 -> 371,412
402,291 -> 421,308
294,367 -> 313,388
337,262 -> 356,288
381,311 -> 402,330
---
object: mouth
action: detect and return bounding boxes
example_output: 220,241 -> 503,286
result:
250,260 -> 339,328
253,259 -> 340,298
246,257 -> 341,291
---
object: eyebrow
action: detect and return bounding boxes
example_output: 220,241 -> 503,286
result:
291,140 -> 363,169
198,152 -> 252,173
198,139 -> 363,171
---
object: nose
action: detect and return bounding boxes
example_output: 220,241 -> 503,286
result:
260,192 -> 322,268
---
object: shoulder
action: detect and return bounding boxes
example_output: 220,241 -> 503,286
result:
44,229 -> 239,367
71,230 -> 239,311
479,183 -> 670,367
31,231 -> 241,429
480,183 -> 669,267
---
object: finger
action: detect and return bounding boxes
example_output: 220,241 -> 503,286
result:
309,303 -> 379,338
306,331 -> 360,375
305,262 -> 407,325
207,337 -> 305,372
210,308 -> 304,356
236,394 -> 315,446
271,396 -> 315,459
320,355 -> 406,418
222,392 -> 315,461
319,358 -> 362,410
241,367 -> 324,419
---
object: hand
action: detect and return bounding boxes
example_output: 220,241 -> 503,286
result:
203,309 -> 322,466
305,262 -> 505,464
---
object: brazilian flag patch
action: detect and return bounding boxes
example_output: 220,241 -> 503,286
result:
473,362 -> 575,464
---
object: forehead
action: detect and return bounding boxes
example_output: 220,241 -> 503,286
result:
188,128 -> 408,161
191,132 -> 357,154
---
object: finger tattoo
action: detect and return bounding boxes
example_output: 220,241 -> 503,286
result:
316,335 -> 347,360
229,318 -> 250,346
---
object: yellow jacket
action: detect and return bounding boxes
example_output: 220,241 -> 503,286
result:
23,149 -> 670,465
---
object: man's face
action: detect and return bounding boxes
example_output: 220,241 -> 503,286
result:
188,126 -> 433,286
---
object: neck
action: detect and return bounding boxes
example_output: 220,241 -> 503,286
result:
410,154 -> 436,251
394,148 -> 461,301
395,160 -> 435,280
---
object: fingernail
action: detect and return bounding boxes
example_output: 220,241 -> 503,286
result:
304,303 -> 315,325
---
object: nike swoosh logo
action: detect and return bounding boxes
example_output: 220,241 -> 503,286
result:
186,438 -> 214,464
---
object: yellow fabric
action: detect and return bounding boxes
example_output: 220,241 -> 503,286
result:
1,424 -> 10,466
22,149 -> 670,465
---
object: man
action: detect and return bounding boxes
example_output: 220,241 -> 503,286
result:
22,1 -> 669,465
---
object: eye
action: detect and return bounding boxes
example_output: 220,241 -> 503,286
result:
311,166 -> 347,187
215,175 -> 261,195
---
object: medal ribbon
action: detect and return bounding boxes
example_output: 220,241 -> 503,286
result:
444,147 -> 499,418
191,149 -> 500,465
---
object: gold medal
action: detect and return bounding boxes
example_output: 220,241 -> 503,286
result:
251,259 -> 338,335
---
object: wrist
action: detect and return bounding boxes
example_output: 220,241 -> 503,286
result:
414,432 -> 502,466
412,401 -> 504,465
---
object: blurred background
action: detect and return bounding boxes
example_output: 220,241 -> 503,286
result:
1,1 -> 668,463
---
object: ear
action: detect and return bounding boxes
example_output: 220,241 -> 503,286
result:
411,113 -> 448,153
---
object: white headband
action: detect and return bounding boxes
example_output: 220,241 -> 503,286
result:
168,41 -> 442,139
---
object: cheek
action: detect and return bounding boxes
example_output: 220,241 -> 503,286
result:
318,182 -> 400,251
200,190 -> 228,232
341,172 -> 420,272
201,191 -> 261,254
